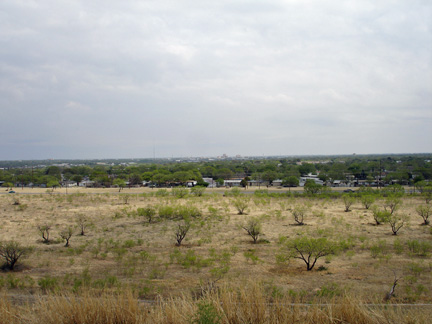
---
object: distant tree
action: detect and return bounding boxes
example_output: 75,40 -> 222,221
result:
298,163 -> 316,176
71,175 -> 83,186
262,171 -> 279,185
303,179 -> 322,195
128,173 -> 142,186
282,176 -> 299,188
113,178 -> 126,192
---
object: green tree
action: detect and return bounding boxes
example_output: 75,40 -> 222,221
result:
190,186 -> 206,197
282,176 -> 299,187
113,178 -> 126,191
283,236 -> 338,271
232,197 -> 250,215
360,195 -> 375,209
416,205 -> 431,225
71,175 -> 83,186
342,195 -> 356,212
303,179 -> 322,195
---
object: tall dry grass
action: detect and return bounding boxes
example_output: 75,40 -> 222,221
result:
1,283 -> 431,323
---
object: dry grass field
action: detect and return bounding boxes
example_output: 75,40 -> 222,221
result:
1,187 -> 431,322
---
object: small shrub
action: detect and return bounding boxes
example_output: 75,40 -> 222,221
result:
38,276 -> 59,292
242,217 -> 263,244
292,205 -> 308,225
342,195 -> 356,212
360,195 -> 375,209
37,224 -> 51,243
232,197 -> 250,215
191,301 -> 222,324
172,187 -> 189,198
59,226 -> 74,247
137,206 -> 156,223
191,186 -> 206,197
371,206 -> 390,225
155,189 -> 169,197
175,222 -> 191,246
76,214 -> 88,236
416,205 -> 431,225
0,241 -> 32,270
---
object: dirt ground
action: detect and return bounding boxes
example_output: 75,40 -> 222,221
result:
0,187 -> 431,303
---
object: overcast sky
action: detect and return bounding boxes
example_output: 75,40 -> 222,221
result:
1,0 -> 431,160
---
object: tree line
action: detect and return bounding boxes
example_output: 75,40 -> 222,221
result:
1,154 -> 431,188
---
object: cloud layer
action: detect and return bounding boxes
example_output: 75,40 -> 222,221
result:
1,0 -> 431,159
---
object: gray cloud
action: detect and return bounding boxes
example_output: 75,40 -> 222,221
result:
0,0 -> 431,159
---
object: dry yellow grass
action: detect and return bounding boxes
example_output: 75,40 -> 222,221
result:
0,187 -> 431,307
1,284 -> 432,323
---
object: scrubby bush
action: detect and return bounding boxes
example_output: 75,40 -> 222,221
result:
342,195 -> 356,212
190,186 -> 206,197
137,206 -> 156,223
76,214 -> 88,236
280,236 -> 338,271
60,227 -> 74,247
0,241 -> 32,270
371,206 -> 390,225
387,214 -> 408,235
292,205 -> 308,225
37,224 -> 51,243
416,205 -> 431,225
360,195 -> 375,209
242,217 -> 263,244
232,197 -> 250,215
175,222 -> 191,246
172,187 -> 189,198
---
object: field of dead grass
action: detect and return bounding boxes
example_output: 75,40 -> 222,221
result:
0,187 -> 431,311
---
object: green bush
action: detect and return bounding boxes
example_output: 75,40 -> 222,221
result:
191,301 -> 222,324
172,187 -> 189,198
38,276 -> 59,292
407,239 -> 431,257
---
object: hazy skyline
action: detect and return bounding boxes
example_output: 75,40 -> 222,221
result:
1,1 -> 431,160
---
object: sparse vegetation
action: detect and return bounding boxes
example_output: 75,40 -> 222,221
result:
0,178 -> 431,316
